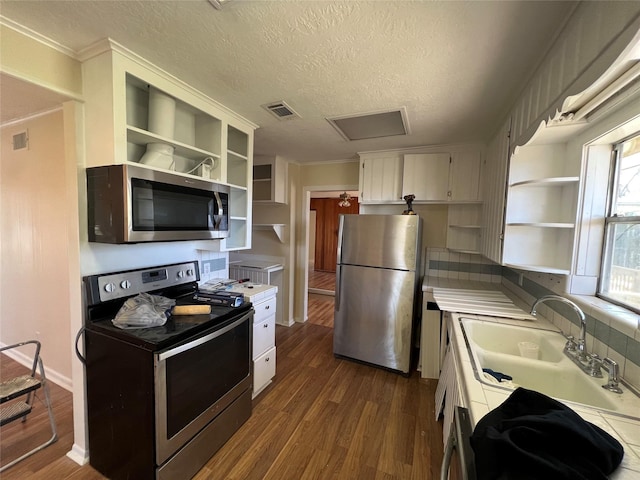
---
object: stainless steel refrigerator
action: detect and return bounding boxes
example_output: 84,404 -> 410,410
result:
333,214 -> 422,374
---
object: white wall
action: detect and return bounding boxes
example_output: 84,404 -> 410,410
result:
1,109 -> 73,387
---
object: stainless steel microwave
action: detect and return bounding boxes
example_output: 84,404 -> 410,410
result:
87,164 -> 229,244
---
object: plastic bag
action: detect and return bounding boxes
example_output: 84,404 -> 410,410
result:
112,293 -> 175,329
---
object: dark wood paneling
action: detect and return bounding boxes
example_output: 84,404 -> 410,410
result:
311,197 -> 359,272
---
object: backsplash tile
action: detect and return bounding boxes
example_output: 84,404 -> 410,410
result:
425,248 -> 501,281
197,250 -> 228,283
595,321 -> 611,345
610,328 -> 630,358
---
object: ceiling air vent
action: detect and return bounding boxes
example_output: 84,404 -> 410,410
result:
262,101 -> 300,120
327,107 -> 410,141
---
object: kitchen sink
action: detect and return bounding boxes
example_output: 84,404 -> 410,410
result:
460,319 -> 565,363
459,317 -> 640,417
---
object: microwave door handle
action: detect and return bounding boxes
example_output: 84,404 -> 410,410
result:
213,191 -> 223,229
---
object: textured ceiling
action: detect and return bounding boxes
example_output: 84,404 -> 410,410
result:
0,1 -> 578,163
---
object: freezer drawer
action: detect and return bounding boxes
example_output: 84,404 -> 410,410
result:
334,264 -> 417,373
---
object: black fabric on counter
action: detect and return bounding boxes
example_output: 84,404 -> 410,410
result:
470,387 -> 624,480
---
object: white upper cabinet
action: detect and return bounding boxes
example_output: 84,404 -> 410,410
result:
359,148 -> 482,204
81,41 -> 256,250
253,155 -> 287,204
359,153 -> 403,203
402,151 -> 482,202
449,152 -> 482,201
402,153 -> 450,201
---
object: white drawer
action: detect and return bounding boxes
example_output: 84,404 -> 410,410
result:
253,314 -> 275,359
253,296 -> 276,324
253,346 -> 276,396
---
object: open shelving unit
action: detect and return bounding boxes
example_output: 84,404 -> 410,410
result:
124,74 -> 224,179
83,43 -> 256,250
223,125 -> 252,251
253,224 -> 287,243
502,139 -> 580,274
446,203 -> 483,254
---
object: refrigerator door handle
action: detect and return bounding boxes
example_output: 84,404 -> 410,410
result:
335,215 -> 344,310
335,264 -> 342,310
336,215 -> 345,264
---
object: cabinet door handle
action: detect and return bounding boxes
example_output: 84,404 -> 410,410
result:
265,357 -> 270,362
265,305 -> 270,310
263,323 -> 268,328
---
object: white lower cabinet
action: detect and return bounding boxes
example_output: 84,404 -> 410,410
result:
253,298 -> 276,358
249,288 -> 277,397
253,347 -> 276,397
227,283 -> 278,397
435,313 -> 464,447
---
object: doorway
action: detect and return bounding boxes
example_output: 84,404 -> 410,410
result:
307,191 -> 359,312
301,186 -> 358,328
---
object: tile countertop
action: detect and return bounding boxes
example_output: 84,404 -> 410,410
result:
448,312 -> 640,479
199,280 -> 277,304
422,276 -> 532,313
225,283 -> 277,304
228,260 -> 284,272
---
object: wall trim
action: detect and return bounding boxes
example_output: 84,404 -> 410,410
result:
1,16 -> 78,58
0,105 -> 63,128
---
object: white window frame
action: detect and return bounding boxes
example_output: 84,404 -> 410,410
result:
597,135 -> 640,314
569,92 -> 640,307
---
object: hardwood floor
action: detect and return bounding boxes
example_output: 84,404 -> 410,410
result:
308,293 -> 334,328
0,355 -> 105,480
308,270 -> 336,294
0,305 -> 443,479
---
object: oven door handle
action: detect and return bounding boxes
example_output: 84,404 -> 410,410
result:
441,406 -> 477,480
157,310 -> 252,361
441,426 -> 456,480
75,326 -> 86,365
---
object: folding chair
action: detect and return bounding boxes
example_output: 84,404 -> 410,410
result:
0,340 -> 58,472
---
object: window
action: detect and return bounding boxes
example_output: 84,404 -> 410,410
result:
598,133 -> 640,313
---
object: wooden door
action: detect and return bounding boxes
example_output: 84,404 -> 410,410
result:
310,197 -> 359,272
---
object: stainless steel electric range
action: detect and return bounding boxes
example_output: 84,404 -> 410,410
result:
77,261 -> 253,480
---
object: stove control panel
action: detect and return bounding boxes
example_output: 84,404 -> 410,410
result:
86,261 -> 200,304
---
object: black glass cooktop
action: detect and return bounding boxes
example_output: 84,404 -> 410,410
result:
86,295 -> 252,350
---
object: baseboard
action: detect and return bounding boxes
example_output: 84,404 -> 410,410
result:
67,443 -> 89,466
276,318 -> 295,327
308,288 -> 335,296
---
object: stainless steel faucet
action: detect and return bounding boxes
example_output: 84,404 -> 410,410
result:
602,358 -> 624,393
530,295 -> 588,360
